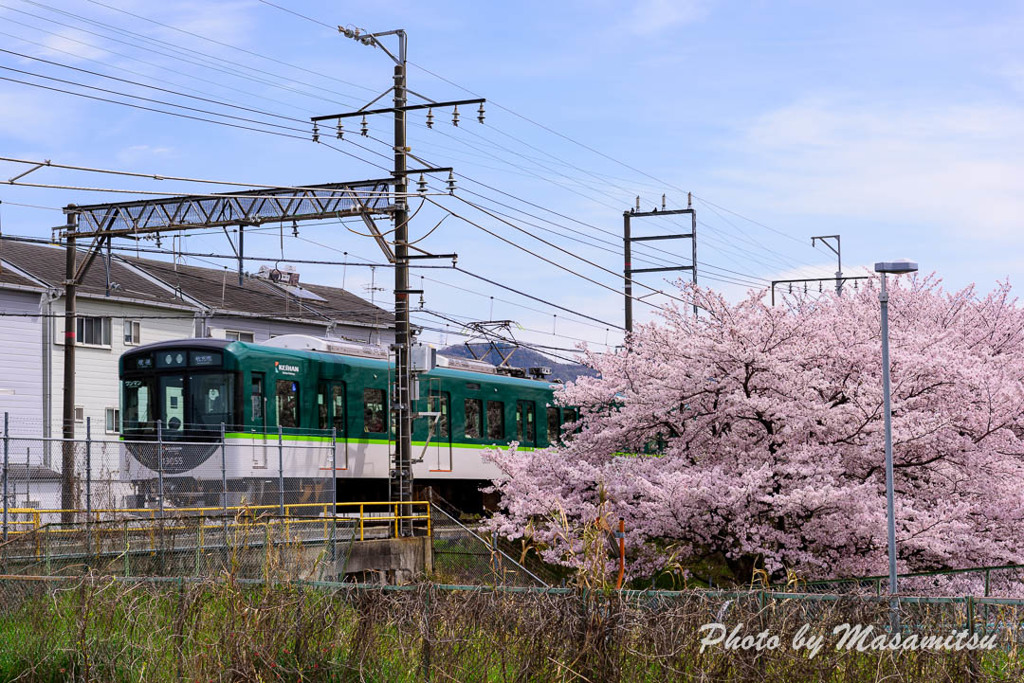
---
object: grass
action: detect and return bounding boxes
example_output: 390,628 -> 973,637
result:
1,577 -> 1023,682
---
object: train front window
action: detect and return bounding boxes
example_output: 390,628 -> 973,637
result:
122,379 -> 154,432
122,371 -> 237,436
190,373 -> 235,428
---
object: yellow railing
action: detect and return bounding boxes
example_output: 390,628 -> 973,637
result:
1,500 -> 432,543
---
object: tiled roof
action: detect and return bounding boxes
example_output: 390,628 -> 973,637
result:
121,256 -> 391,327
0,239 -> 392,328
0,238 -> 184,304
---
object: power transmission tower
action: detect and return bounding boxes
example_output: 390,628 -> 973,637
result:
624,193 -> 697,332
312,27 -> 483,535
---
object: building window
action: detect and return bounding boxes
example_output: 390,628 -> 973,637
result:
363,388 -> 386,433
487,400 -> 505,441
123,320 -> 141,346
77,317 -> 111,346
225,330 -> 255,342
105,407 -> 120,433
464,398 -> 482,439
74,406 -> 84,423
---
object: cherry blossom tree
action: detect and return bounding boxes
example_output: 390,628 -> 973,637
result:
486,278 -> 1024,583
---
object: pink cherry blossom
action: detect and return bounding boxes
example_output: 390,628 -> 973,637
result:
486,277 -> 1024,585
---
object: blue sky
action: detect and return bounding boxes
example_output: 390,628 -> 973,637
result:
0,1 -> 1022,356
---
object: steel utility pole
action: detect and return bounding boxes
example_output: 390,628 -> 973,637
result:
392,36 -> 413,523
624,194 -> 698,333
811,235 -> 843,295
60,210 -> 76,523
312,27 -> 481,534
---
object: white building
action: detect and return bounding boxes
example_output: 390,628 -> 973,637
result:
0,237 -> 394,446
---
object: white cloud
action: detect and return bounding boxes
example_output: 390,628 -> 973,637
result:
720,96 -> 1024,241
38,29 -> 109,62
149,1 -> 258,50
116,144 -> 176,166
625,0 -> 709,36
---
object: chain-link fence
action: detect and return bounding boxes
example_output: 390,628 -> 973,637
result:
779,564 -> 1024,599
0,416 -> 345,534
0,414 -> 552,588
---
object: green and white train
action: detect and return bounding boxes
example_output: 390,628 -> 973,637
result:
119,335 -> 576,511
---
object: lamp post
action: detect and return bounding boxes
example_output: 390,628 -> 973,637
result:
874,259 -> 918,600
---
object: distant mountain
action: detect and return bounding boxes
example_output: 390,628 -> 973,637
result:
439,343 -> 598,384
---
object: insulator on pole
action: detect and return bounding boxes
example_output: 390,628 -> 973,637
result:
477,102 -> 485,124
452,105 -> 460,127
360,115 -> 369,136
426,108 -> 434,128
446,170 -> 456,195
661,194 -> 666,210
292,221 -> 299,237
635,196 -> 640,212
336,121 -> 344,139
417,174 -> 427,195
312,122 -> 320,143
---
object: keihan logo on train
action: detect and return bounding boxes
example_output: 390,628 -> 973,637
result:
274,362 -> 300,375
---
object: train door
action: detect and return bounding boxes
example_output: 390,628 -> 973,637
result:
160,376 -> 185,434
427,385 -> 452,472
516,400 -> 536,449
250,373 -> 268,469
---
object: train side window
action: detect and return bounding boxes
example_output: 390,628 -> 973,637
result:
546,407 -> 560,443
251,374 -> 264,422
562,408 -> 578,431
487,400 -> 505,440
464,398 -> 482,439
364,388 -> 386,433
317,384 -> 328,430
331,384 -> 345,435
276,380 -> 299,429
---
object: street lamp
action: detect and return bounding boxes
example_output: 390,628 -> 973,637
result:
874,259 -> 918,599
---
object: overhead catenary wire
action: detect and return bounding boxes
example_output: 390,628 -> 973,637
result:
0,1 -> 815,339
3,0 -> 366,108
430,192 -> 695,309
168,0 -> 829,278
0,24 -> 323,118
291,233 -> 623,330
0,47 -> 314,125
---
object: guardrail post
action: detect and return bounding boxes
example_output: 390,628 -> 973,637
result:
277,426 -> 284,516
157,419 -> 165,520
85,417 -> 92,525
2,412 -> 8,543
